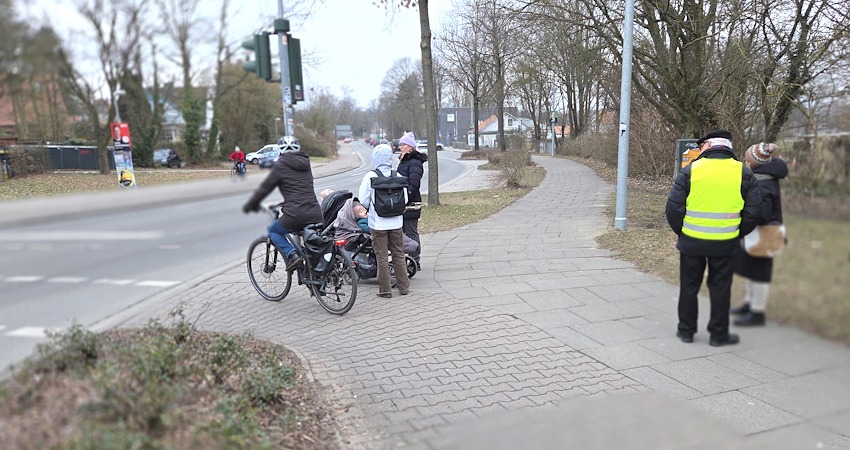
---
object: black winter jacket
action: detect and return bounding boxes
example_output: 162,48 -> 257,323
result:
397,149 -> 428,220
243,151 -> 323,232
734,157 -> 789,281
665,146 -> 763,256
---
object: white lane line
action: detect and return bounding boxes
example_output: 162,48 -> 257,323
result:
6,327 -> 59,338
158,244 -> 181,250
135,280 -> 180,287
47,276 -> 88,284
0,231 -> 164,241
5,276 -> 43,283
94,279 -> 136,286
0,325 -> 6,331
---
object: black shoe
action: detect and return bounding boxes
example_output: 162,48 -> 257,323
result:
734,312 -> 765,327
709,334 -> 740,347
676,331 -> 694,343
285,253 -> 303,271
730,302 -> 751,316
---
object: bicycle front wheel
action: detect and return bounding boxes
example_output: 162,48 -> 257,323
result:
312,252 -> 357,315
247,237 -> 292,301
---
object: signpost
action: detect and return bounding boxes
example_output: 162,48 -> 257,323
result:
675,139 -> 701,177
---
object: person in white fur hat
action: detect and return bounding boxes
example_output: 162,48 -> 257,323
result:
731,142 -> 789,326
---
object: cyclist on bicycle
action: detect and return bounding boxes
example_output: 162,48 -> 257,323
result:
229,146 -> 246,175
242,136 -> 323,270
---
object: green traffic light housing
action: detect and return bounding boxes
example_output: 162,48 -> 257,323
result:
241,32 -> 272,81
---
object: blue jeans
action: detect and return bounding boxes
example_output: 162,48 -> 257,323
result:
268,221 -> 295,257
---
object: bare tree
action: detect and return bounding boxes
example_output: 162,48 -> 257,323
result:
58,0 -> 148,174
434,3 -> 496,151
156,0 -> 205,162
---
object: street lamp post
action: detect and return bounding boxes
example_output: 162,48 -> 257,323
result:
113,88 -> 126,122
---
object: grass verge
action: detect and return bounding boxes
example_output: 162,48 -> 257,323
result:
572,155 -> 850,346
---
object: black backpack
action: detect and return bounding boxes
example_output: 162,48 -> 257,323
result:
370,169 -> 408,217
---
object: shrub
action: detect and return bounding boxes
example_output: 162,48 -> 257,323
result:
498,150 -> 532,188
4,145 -> 51,177
294,125 -> 332,158
28,323 -> 100,375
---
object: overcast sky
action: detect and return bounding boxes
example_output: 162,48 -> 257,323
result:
19,0 -> 456,108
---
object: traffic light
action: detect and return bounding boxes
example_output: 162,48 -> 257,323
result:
242,32 -> 272,81
288,37 -> 304,104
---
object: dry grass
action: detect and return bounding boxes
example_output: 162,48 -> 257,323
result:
570,155 -> 850,347
0,168 -> 231,201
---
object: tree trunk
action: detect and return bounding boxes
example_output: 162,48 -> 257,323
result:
419,0 -> 440,206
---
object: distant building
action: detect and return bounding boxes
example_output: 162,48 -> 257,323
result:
471,112 -> 535,147
335,125 -> 352,140
436,107 -> 519,146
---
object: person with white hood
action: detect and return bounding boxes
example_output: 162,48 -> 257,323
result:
359,144 -> 411,298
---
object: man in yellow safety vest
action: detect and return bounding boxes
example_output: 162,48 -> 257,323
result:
665,129 -> 763,347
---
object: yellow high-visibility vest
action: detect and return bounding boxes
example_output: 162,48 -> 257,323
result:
682,158 -> 744,240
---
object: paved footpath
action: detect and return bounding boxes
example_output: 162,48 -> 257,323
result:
103,155 -> 850,449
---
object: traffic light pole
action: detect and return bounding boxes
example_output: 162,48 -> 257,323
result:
277,0 -> 293,137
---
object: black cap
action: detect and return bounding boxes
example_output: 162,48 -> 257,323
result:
697,129 -> 732,146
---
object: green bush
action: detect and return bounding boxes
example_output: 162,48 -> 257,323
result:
28,323 -> 100,375
3,145 -> 51,177
241,350 -> 296,407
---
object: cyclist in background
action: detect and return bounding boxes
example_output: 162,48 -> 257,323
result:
242,136 -> 323,270
229,146 -> 246,175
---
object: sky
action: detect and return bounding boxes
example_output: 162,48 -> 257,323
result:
18,0 -> 456,108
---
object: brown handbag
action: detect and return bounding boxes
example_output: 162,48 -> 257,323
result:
743,223 -> 786,258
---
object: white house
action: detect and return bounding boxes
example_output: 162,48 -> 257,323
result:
468,113 -> 536,147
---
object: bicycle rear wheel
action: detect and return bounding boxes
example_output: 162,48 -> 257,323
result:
312,252 -> 357,315
247,237 -> 292,301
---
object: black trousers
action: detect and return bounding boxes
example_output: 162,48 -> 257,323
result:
403,218 -> 420,259
677,253 -> 734,339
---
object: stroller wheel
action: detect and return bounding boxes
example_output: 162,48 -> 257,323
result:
406,255 -> 417,278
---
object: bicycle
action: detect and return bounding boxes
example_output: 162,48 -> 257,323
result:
246,203 -> 358,315
230,161 -> 246,177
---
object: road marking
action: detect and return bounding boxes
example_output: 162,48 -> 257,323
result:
5,276 -> 43,283
6,327 -> 58,338
0,325 -> 6,331
93,278 -> 136,285
0,231 -> 164,241
158,244 -> 181,250
47,276 -> 88,284
135,280 -> 180,287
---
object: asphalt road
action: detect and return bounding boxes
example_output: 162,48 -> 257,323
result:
0,142 -> 467,372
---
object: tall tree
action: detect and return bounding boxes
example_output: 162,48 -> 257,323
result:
434,2 -> 496,150
157,0 -> 204,163
58,0 -> 149,174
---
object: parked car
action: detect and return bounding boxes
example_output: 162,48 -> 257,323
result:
258,152 -> 280,168
246,145 -> 281,164
416,140 -> 444,151
153,148 -> 182,168
343,137 -> 352,143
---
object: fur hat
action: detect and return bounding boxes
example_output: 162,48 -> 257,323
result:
697,129 -> 733,146
746,142 -> 777,166
399,132 -> 417,149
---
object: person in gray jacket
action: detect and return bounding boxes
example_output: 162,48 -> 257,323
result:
359,144 -> 410,298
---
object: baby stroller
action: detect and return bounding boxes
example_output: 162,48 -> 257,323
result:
320,190 -> 418,284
